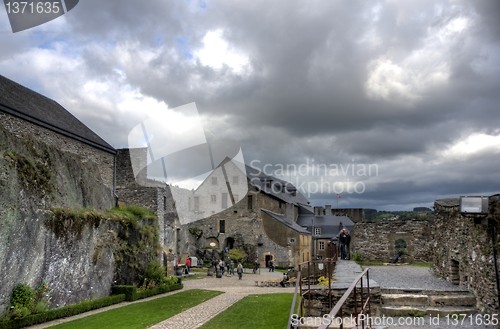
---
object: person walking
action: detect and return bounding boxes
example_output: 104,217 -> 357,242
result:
219,259 -> 225,276
185,256 -> 191,274
237,262 -> 243,280
339,228 -> 348,260
253,260 -> 259,274
345,229 -> 351,260
269,259 -> 274,272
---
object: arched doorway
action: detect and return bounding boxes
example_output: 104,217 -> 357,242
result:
265,254 -> 274,268
225,237 -> 235,250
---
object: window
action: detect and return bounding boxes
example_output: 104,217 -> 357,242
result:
163,196 -> 167,211
211,194 -> 216,203
219,220 -> 225,233
221,193 -> 228,209
194,196 -> 199,211
314,227 -> 321,236
232,176 -> 239,184
318,241 -> 325,250
247,195 -> 253,210
211,177 -> 218,185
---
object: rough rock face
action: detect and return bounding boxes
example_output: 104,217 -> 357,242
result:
432,197 -> 500,313
0,126 -> 158,315
0,211 -> 116,312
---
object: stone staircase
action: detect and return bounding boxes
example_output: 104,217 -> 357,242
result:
380,288 -> 477,317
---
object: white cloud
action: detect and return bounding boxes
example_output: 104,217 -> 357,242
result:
194,29 -> 251,74
442,133 -> 500,158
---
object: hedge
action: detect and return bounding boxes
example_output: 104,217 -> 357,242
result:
111,285 -> 137,302
0,294 -> 126,329
135,283 -> 183,300
0,283 -> 183,329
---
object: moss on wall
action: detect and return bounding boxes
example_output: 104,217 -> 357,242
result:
3,150 -> 53,196
44,205 -> 161,286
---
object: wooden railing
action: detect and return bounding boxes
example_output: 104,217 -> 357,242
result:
317,268 -> 372,329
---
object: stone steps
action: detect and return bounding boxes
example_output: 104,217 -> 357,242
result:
380,289 -> 477,317
381,305 -> 477,317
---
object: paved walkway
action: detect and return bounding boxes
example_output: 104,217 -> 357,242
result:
29,261 -> 492,329
150,270 -> 294,328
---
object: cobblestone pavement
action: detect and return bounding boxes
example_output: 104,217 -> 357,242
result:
29,262 -> 497,329
150,270 -> 294,329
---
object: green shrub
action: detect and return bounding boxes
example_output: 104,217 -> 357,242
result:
107,205 -> 156,222
135,283 -> 183,300
0,294 -> 126,329
142,260 -> 165,287
111,285 -> 137,302
10,284 -> 35,311
227,249 -> 247,263
351,252 -> 363,263
164,276 -> 179,286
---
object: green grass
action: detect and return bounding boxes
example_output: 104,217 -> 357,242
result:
50,289 -> 222,329
199,293 -> 293,329
181,268 -> 209,281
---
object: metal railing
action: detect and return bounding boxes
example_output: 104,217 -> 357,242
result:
287,257 -> 337,329
317,268 -> 372,329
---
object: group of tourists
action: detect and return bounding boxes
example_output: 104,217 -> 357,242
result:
211,258 -> 244,279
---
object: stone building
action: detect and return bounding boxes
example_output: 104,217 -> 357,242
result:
0,74 -> 116,206
297,206 -> 354,260
432,195 -> 500,313
182,162 -> 314,269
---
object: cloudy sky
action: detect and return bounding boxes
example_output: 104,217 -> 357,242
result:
1,0 -> 499,210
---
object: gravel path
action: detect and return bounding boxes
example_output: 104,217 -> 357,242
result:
367,265 -> 468,291
362,264 -> 496,328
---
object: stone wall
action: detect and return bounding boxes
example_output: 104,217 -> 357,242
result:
0,112 -> 115,192
115,148 -> 179,253
303,286 -> 381,318
432,196 -> 500,313
0,126 -> 158,315
351,219 -> 433,262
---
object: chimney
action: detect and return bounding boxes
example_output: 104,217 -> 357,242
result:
314,207 -> 324,216
325,205 -> 332,215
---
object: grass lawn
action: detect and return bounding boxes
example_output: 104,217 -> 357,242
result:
181,267 -> 209,281
50,289 -> 222,329
199,293 -> 293,329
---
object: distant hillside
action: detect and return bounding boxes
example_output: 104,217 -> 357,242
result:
365,209 -> 434,221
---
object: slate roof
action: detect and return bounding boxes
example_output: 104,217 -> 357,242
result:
0,75 -> 115,154
261,209 -> 311,234
245,165 -> 310,206
297,214 -> 354,239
